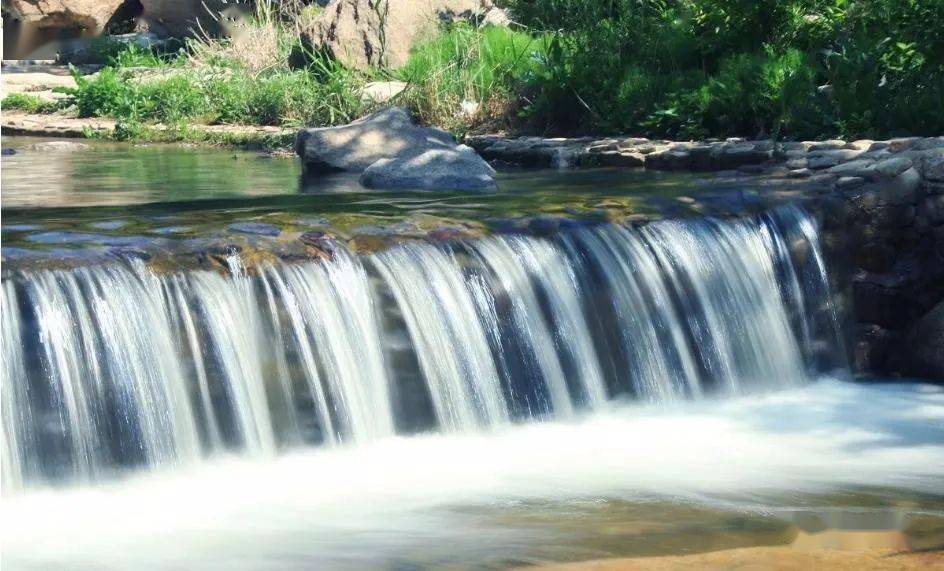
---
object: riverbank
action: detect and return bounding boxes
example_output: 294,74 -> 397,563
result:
1,110 -> 295,149
528,546 -> 943,570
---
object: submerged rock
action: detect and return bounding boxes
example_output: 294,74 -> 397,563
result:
27,141 -> 89,152
227,222 -> 282,237
360,146 -> 497,190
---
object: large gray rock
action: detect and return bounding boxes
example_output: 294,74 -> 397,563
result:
890,301 -> 944,381
296,107 -> 455,172
297,107 -> 497,190
139,0 -> 240,37
3,0 -> 125,31
294,0 -> 500,70
361,146 -> 496,190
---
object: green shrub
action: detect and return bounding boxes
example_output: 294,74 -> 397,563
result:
139,75 -> 208,123
69,67 -> 140,119
508,0 -> 944,138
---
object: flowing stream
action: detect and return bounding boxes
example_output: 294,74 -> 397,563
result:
2,205 -> 942,569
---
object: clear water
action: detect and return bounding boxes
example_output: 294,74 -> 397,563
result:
1,137 -> 825,256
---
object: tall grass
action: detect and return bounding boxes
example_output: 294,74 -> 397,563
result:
397,24 -> 546,135
65,0 -> 364,137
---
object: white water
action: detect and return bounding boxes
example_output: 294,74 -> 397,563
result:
3,206 -> 943,569
2,380 -> 943,570
1,208 -> 847,492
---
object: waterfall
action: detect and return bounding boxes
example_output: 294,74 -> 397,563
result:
0,207 -> 845,493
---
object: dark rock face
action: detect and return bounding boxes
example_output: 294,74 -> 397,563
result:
296,107 -> 497,191
889,302 -> 944,380
836,148 -> 944,381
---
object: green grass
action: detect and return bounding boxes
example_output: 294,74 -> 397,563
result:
66,52 -> 364,130
397,24 -> 547,135
2,93 -> 65,114
86,122 -> 295,150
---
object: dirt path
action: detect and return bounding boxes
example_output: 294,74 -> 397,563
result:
527,547 -> 943,571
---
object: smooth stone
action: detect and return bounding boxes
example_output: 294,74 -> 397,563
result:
922,152 -> 944,182
808,155 -> 839,169
296,107 -> 457,173
913,137 -> 944,151
360,146 -> 497,190
90,220 -> 128,230
808,139 -> 846,151
586,150 -> 645,167
25,231 -> 148,246
888,137 -> 920,152
151,226 -> 192,235
228,222 -> 282,236
2,224 -> 42,232
27,141 -> 90,151
837,176 -> 866,190
788,168 -> 813,178
874,157 -> 913,177
846,139 -> 874,151
828,159 -> 876,178
866,167 -> 922,206
360,81 -> 407,104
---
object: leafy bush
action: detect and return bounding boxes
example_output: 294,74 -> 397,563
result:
70,67 -> 139,119
505,0 -> 944,138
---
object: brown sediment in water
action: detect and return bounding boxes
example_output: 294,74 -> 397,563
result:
524,546 -> 943,570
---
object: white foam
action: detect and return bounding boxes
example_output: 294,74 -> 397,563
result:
3,379 -> 943,570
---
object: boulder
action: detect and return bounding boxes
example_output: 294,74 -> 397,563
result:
360,80 -> 408,104
297,106 -> 497,190
360,146 -> 496,190
296,106 -> 456,172
138,0 -> 248,37
3,0 -> 126,31
294,0 -> 499,70
890,301 -> 944,381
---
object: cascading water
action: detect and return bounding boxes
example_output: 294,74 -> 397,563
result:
0,206 -> 846,495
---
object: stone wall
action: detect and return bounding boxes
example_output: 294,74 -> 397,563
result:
468,134 -> 944,381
